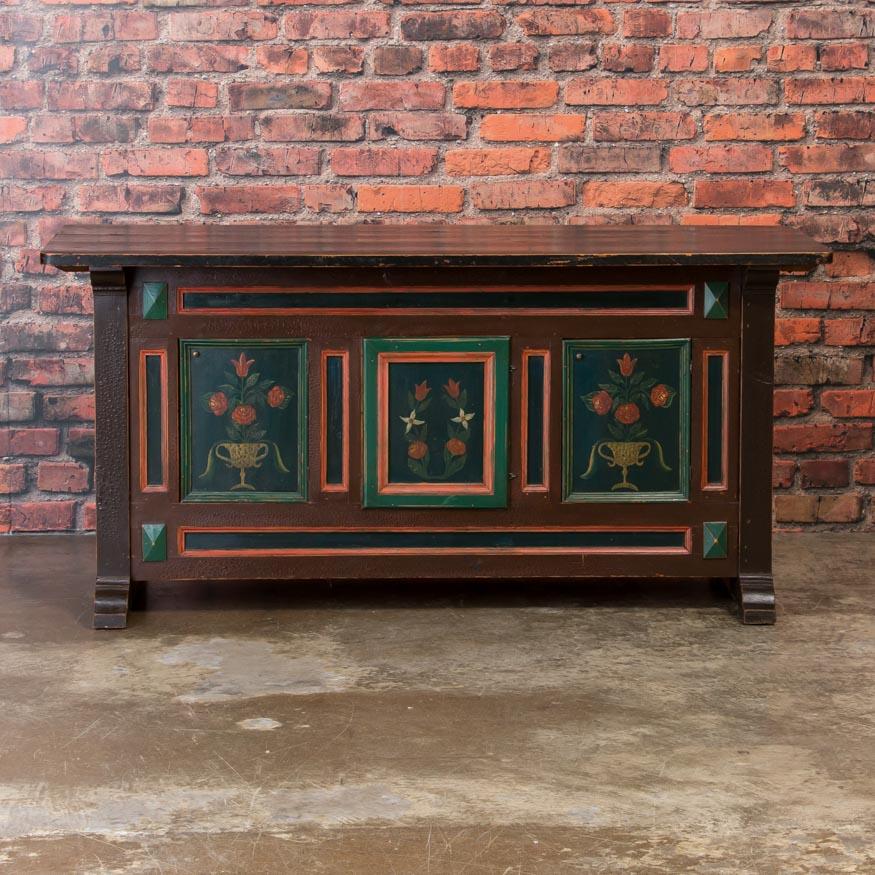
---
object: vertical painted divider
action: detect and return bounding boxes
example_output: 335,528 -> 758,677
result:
139,349 -> 168,492
521,349 -> 550,492
321,350 -> 349,492
703,350 -> 729,491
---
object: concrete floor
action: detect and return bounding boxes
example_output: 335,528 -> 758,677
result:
0,536 -> 873,874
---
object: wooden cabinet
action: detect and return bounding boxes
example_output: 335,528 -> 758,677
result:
41,224 -> 827,628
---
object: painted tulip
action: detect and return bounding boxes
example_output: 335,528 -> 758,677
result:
408,440 -> 428,460
592,390 -> 613,415
208,391 -> 228,416
444,378 -> 461,399
231,404 -> 257,426
650,384 -> 671,407
414,380 -> 430,402
267,385 -> 286,408
231,352 -> 255,378
617,353 -> 637,377
615,402 -> 640,425
446,437 -> 467,457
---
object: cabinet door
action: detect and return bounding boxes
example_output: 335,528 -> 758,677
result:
563,339 -> 690,502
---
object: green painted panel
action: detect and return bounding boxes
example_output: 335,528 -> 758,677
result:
142,523 -> 166,562
142,282 -> 168,321
563,339 -> 690,502
180,339 -> 307,502
703,521 -> 728,559
704,281 -> 729,320
363,337 -> 509,508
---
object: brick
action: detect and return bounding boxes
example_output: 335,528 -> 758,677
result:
0,318 -> 92,352
566,78 -> 667,106
766,45 -> 817,73
593,111 -> 695,142
147,45 -> 249,73
8,356 -> 93,386
0,117 -> 27,144
773,423 -> 872,453
357,185 -> 463,213
228,82 -> 331,110
81,502 -> 96,531
659,45 -> 709,73
285,11 -> 390,39
262,113 -> 363,142
623,8 -> 670,38
86,46 -> 141,74
825,317 -> 875,347
31,116 -> 138,145
785,77 -> 875,105
0,428 -> 60,456
35,285 -> 93,315
821,390 -> 875,419
256,46 -> 309,74
446,147 -> 550,176
815,111 -> 875,141
28,46 -> 79,75
773,459 -> 796,489
669,145 -> 772,174
0,284 -> 31,312
197,185 -> 302,214
0,391 -> 36,423
773,388 -> 814,416
169,11 -> 278,40
820,44 -> 869,72
704,112 -> 805,142
148,116 -> 253,145
332,147 -> 436,176
676,10 -> 772,39
303,185 -> 353,213
799,459 -> 849,488
775,353 -> 864,385
52,11 -> 157,42
0,464 -> 26,495
429,44 -> 479,73
471,180 -> 576,210
66,428 -> 94,460
854,458 -> 875,485
214,146 -> 320,176
0,46 -> 13,72
369,113 -> 466,141
103,148 -> 208,177
0,82 -> 43,110
547,43 -> 597,72
454,81 -> 558,109
603,44 -> 654,74
775,318 -> 821,346
694,180 -> 795,209
312,46 -> 364,74
47,82 -> 153,111
166,79 -> 218,109
42,393 -> 95,422
0,12 -> 43,42
780,282 -> 875,311
10,501 -> 75,532
583,181 -> 686,208
676,79 -> 778,106
779,145 -> 875,174
559,145 -> 660,173
825,251 -> 875,279
374,45 -> 422,76
0,223 -> 26,247
786,9 -> 875,40
400,11 -> 503,40
37,461 -> 90,493
481,114 -> 584,142
516,9 -> 614,37
817,494 -> 863,523
774,495 -> 817,524
340,81 -> 445,111
714,46 -> 761,73
803,180 -> 871,208
490,43 -> 538,73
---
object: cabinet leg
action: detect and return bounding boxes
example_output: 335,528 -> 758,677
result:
728,574 -> 776,625
93,576 -> 130,629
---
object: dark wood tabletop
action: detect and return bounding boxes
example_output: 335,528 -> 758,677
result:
41,223 -> 829,271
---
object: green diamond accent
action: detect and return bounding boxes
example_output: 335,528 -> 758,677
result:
142,523 -> 167,562
703,521 -> 728,559
704,281 -> 729,320
143,282 -> 168,320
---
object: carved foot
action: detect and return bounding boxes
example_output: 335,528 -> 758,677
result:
729,574 -> 776,625
93,576 -> 130,629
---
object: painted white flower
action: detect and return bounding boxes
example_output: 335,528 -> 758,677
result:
400,409 -> 424,434
451,408 -> 475,430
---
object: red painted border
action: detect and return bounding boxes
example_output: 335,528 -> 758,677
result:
702,350 -> 730,492
376,350 -> 496,496
138,348 -> 169,493
176,285 -> 695,317
178,525 -> 693,558
320,349 -> 349,493
521,349 -> 550,493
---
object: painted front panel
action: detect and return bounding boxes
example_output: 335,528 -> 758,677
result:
363,338 -> 509,508
564,339 -> 691,502
180,339 -> 307,502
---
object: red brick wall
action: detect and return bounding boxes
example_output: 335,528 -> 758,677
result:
0,2 -> 873,532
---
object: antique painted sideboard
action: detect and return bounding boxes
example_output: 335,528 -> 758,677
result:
41,225 -> 828,629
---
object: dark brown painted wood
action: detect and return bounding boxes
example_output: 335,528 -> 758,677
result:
42,224 -> 828,271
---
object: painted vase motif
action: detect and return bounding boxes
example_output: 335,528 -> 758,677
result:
198,352 -> 291,491
580,353 -> 675,492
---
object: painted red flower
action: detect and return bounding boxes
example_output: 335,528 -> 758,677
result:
408,440 -> 428,460
414,380 -> 430,402
592,390 -> 613,416
444,378 -> 461,399
231,352 -> 255,378
231,404 -> 257,426
446,437 -> 467,457
615,402 -> 640,425
650,384 -> 671,407
267,385 -> 286,408
208,391 -> 228,416
617,353 -> 637,378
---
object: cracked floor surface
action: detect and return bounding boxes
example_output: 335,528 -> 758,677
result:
0,533 -> 873,873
